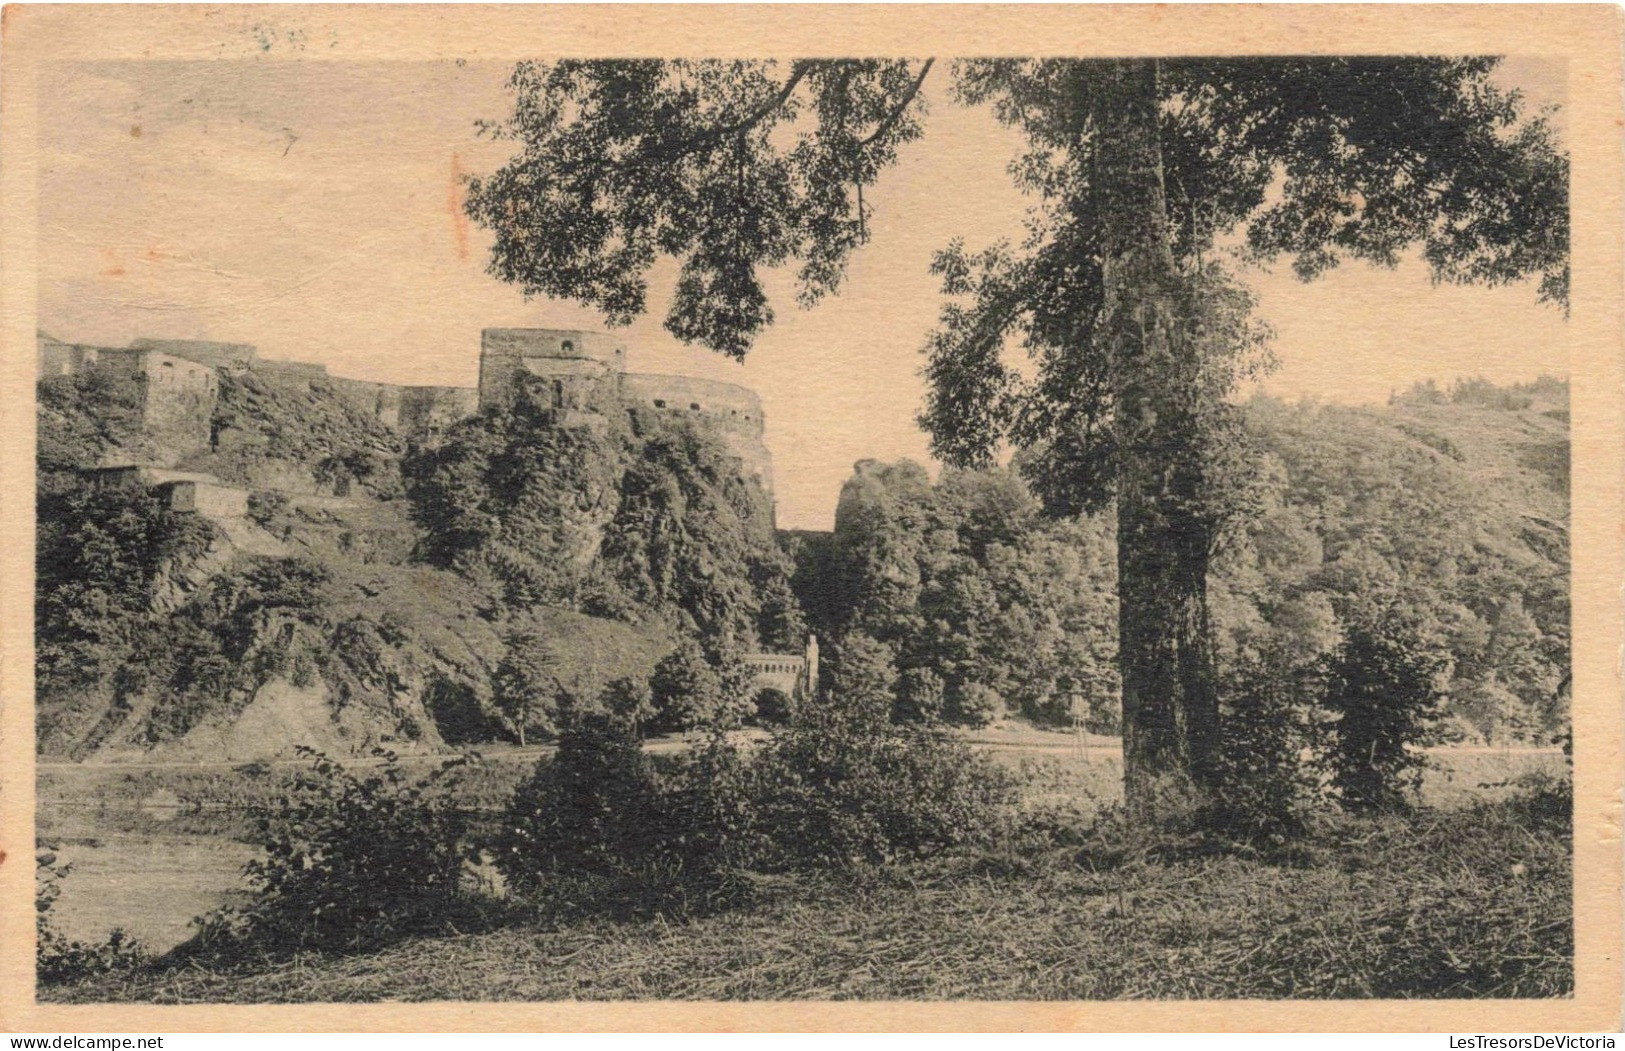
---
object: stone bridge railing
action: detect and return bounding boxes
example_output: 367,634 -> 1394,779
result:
743,637 -> 819,700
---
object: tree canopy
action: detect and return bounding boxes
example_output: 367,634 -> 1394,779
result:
468,56 -> 1567,816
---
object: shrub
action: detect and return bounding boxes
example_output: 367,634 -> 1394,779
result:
656,731 -> 766,901
197,749 -> 474,954
752,686 -> 794,724
246,490 -> 289,528
492,627 -> 564,746
600,675 -> 657,735
1210,654 -> 1326,840
950,681 -> 1002,728
648,639 -> 750,732
821,631 -> 897,727
494,714 -> 665,895
36,844 -> 147,985
894,666 -> 945,724
752,689 -> 1014,870
1324,613 -> 1447,812
496,716 -> 762,917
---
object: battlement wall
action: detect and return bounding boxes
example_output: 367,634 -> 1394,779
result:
328,376 -> 405,429
130,338 -> 256,371
92,349 -> 218,465
620,373 -> 773,492
249,358 -> 330,393
38,333 -> 101,378
478,328 -> 627,409
399,386 -> 481,441
42,327 -> 775,505
481,327 -> 628,367
618,374 -> 764,433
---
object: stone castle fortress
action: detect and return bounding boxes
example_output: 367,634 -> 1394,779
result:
40,326 -> 813,698
39,326 -> 774,496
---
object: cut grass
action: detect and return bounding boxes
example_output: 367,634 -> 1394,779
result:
49,782 -> 1571,1002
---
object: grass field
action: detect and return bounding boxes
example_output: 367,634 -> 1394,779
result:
38,735 -> 1569,1001
45,771 -> 1570,1002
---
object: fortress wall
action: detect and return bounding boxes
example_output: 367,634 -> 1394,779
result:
129,338 -> 256,371
160,480 -> 250,519
478,328 -> 628,408
399,386 -> 480,442
618,373 -> 765,432
250,358 -> 329,393
38,334 -> 98,378
329,376 -> 406,429
93,350 -> 218,466
620,373 -> 774,493
481,328 -> 628,367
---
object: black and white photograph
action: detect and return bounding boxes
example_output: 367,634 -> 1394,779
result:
4,4 -> 1621,1030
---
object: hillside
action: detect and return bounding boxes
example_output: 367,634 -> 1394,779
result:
35,365 -> 795,761
37,364 -> 1568,759
793,376 -> 1569,743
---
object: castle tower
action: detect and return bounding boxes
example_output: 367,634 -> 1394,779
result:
476,328 -> 628,411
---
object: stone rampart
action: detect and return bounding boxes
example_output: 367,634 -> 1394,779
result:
45,326 -> 777,508
477,328 -> 627,411
398,386 -> 481,442
326,376 -> 406,429
129,338 -> 256,371
38,333 -> 100,378
620,373 -> 773,491
93,349 -> 218,466
249,358 -> 330,393
159,479 -> 250,519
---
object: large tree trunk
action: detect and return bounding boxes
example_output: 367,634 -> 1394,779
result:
1087,60 -> 1220,819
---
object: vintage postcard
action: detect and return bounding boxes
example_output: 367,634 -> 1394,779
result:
1,4 -> 1620,1033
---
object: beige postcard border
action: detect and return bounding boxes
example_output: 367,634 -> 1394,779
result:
1,4 -> 1619,1033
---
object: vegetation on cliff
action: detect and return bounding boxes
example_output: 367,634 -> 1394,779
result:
36,362 -> 793,759
403,371 -> 802,650
797,378 -> 1569,745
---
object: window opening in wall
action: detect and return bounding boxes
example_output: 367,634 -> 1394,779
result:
561,340 -> 574,354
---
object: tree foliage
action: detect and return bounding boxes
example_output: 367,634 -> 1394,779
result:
467,55 -> 1564,816
492,627 -> 565,746
818,462 -> 1119,728
467,60 -> 934,357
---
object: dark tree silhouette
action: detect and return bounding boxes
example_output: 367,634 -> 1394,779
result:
467,57 -> 1566,818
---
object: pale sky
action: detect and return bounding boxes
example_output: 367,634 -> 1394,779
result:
37,59 -> 1567,531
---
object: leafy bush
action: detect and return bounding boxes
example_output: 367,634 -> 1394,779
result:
600,674 -> 657,734
656,731 -> 767,900
247,489 -> 290,528
494,714 -> 665,894
893,666 -> 945,724
1324,612 -> 1447,812
648,639 -> 750,732
950,681 -> 1002,727
36,844 -> 147,985
1210,653 -> 1326,839
492,627 -> 564,746
822,631 -> 897,722
752,686 -> 794,724
752,682 -> 1014,869
196,749 -> 475,954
